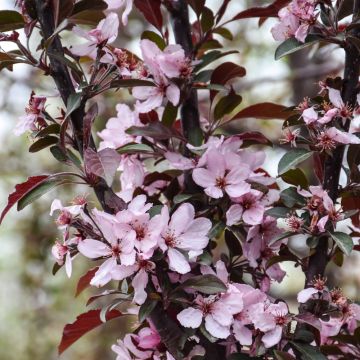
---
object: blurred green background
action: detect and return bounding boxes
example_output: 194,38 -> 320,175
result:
0,1 -> 359,359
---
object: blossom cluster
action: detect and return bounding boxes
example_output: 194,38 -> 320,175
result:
7,1 -> 360,359
271,0 -> 318,42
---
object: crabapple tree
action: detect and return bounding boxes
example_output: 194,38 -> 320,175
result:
1,0 -> 360,359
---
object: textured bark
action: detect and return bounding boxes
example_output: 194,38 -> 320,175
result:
34,0 -> 125,214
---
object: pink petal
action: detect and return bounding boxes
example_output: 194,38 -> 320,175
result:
91,258 -> 117,287
204,315 -> 230,339
297,287 -> 318,303
262,326 -> 282,348
166,83 -> 180,106
205,186 -> 224,199
225,182 -> 251,198
192,168 -> 216,188
169,203 -> 195,236
226,204 -> 243,226
242,204 -> 265,225
78,239 -> 111,258
233,321 -> 253,346
132,269 -> 149,305
177,307 -> 203,328
167,248 -> 191,274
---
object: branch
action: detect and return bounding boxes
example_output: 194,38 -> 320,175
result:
304,1 -> 360,286
167,0 -> 203,193
34,0 -> 125,214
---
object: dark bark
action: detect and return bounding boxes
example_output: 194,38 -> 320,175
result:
304,1 -> 360,286
168,0 -> 203,194
34,0 -> 125,214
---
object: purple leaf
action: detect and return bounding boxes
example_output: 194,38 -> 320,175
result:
84,148 -> 121,186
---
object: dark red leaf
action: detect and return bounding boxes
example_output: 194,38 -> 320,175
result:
238,131 -> 273,146
0,175 -> 49,224
139,110 -> 159,124
210,62 -> 246,101
75,267 -> 99,297
134,0 -> 163,31
83,103 -> 98,150
342,196 -> 360,227
227,102 -> 289,123
187,0 -> 206,17
58,309 -> 122,354
231,0 -> 291,21
84,148 -> 121,186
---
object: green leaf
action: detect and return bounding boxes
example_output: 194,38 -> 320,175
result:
141,30 -> 166,50
36,123 -> 61,137
117,143 -> 154,155
329,232 -> 354,256
194,50 -> 238,71
161,102 -> 178,127
138,298 -> 158,323
281,168 -> 309,188
275,35 -> 321,60
73,0 -> 108,14
173,194 -> 194,204
214,92 -> 242,120
290,342 -> 327,360
274,350 -> 296,360
269,231 -> 294,246
208,221 -> 225,239
278,149 -> 313,175
65,93 -> 82,119
148,205 -> 163,218
281,187 -> 307,207
0,10 -> 25,32
29,136 -> 59,153
213,27 -> 233,40
201,7 -> 214,33
266,254 -> 297,269
265,207 -> 291,219
50,146 -> 68,162
17,178 -> 65,211
177,275 -> 227,295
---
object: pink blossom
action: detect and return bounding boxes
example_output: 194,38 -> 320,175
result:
192,149 -> 251,199
253,302 -> 289,348
232,284 -> 267,345
133,40 -> 183,112
200,260 -> 229,285
164,152 -> 196,170
297,185 -> 333,213
98,104 -> 142,150
117,157 -> 145,202
271,0 -> 317,43
226,190 -> 266,226
71,13 -> 119,59
115,195 -> 162,254
177,285 -> 244,339
158,203 -> 211,274
156,44 -> 192,79
14,93 -> 46,136
324,127 -> 360,145
302,106 -> 318,125
105,0 -> 133,25
297,287 -> 319,303
51,240 -> 72,277
50,199 -> 84,230
271,8 -> 299,41
78,209 -> 136,286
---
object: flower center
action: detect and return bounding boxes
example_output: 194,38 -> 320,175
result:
163,231 -> 178,248
215,177 -> 227,189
